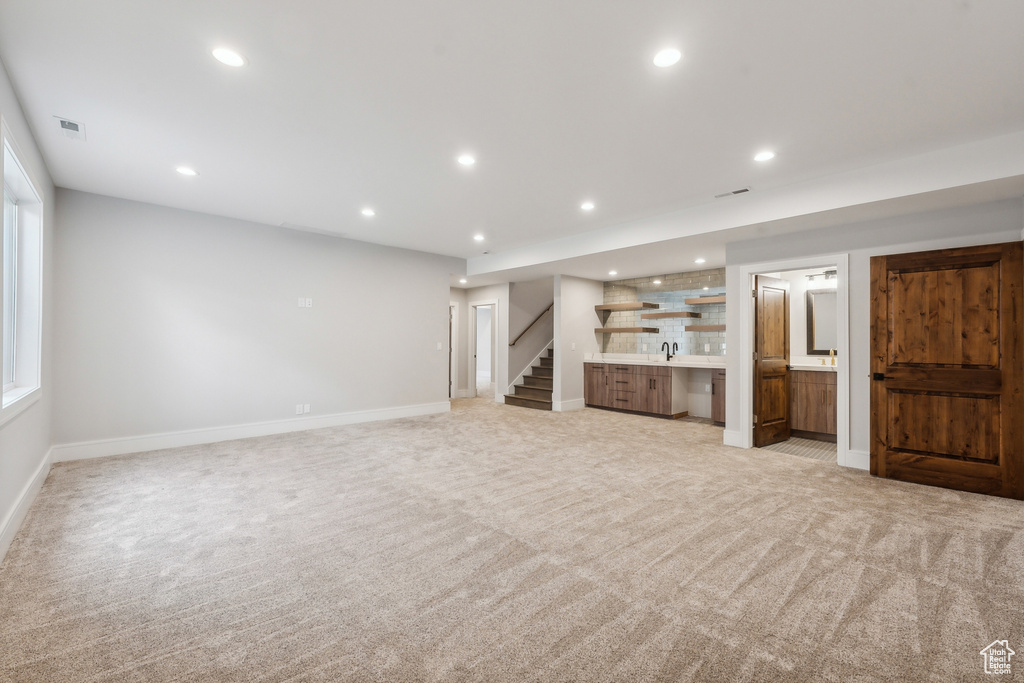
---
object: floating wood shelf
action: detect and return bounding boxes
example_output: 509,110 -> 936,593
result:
640,311 -> 701,320
594,302 -> 660,312
684,296 -> 726,305
595,327 -> 660,334
685,324 -> 726,332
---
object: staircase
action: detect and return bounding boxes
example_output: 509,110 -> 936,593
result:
504,348 -> 553,410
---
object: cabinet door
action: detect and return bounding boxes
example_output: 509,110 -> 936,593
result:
825,383 -> 838,435
639,372 -> 671,415
791,372 -> 830,433
711,370 -> 726,424
585,364 -> 609,407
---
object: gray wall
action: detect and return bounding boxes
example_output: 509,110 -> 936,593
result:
725,197 -> 1024,456
53,190 -> 460,445
0,56 -> 55,559
553,275 -> 604,410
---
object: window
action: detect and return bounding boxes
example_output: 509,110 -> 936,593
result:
2,185 -> 15,390
1,124 -> 43,421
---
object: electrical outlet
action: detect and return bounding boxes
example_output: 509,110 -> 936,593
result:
642,344 -> 647,351
704,343 -> 710,352
303,404 -> 310,414
571,342 -> 575,351
295,404 -> 303,415
305,298 -> 312,308
436,341 -> 443,351
705,384 -> 711,392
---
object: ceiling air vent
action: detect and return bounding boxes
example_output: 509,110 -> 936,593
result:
714,186 -> 750,199
55,116 -> 86,141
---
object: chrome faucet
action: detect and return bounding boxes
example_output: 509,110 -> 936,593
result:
662,341 -> 678,362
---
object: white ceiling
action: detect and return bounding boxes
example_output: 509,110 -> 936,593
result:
1,1 -> 1023,285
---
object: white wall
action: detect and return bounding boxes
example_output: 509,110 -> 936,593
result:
780,268 -> 838,366
52,190 -> 461,453
0,57 -> 55,561
725,197 -> 1024,459
553,275 -> 603,410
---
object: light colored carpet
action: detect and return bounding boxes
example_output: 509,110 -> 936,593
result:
759,437 -> 838,463
2,398 -> 1022,682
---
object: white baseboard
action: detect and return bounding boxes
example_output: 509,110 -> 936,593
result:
723,429 -> 746,448
0,448 -> 51,564
553,398 -> 585,412
843,449 -> 870,470
50,401 -> 451,463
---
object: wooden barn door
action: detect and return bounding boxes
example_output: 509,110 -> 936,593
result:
870,242 -> 1024,499
754,275 -> 791,447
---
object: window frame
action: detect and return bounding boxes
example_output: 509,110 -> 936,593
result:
1,118 -> 44,426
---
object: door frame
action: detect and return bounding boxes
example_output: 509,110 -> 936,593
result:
469,299 -> 498,400
735,253 -> 854,468
449,302 -> 460,398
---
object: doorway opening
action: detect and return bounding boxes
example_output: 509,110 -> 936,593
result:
472,303 -> 495,400
736,254 -> 853,468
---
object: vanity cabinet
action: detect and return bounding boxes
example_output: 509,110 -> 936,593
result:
711,369 -> 726,425
585,363 -> 685,418
789,370 -> 836,440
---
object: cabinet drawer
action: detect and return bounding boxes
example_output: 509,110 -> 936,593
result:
637,365 -> 671,377
610,391 -> 638,410
607,364 -> 636,375
609,374 -> 637,392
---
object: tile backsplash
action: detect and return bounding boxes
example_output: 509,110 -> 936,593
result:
601,269 -> 725,355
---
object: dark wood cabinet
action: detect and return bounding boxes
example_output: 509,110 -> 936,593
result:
638,366 -> 672,415
711,369 -> 725,425
585,363 -> 685,418
790,370 -> 836,440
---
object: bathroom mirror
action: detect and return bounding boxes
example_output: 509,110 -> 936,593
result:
806,288 -> 838,355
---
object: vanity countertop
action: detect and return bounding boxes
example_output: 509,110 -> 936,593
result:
584,353 -> 726,369
790,364 -> 837,373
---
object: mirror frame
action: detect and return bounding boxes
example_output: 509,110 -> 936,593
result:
806,288 -> 838,355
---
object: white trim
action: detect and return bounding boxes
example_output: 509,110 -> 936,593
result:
736,253 -> 853,467
723,429 -> 745,448
49,401 -> 451,463
452,389 -> 470,398
0,446 -> 50,563
0,385 -> 39,427
553,397 -> 585,412
845,449 -> 870,471
449,301 -> 459,399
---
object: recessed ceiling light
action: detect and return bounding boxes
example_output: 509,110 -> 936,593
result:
459,278 -> 467,284
653,280 -> 662,285
581,201 -> 595,211
361,207 -> 375,217
754,150 -> 776,162
473,234 -> 484,242
694,258 -> 706,264
609,270 -> 617,276
458,154 -> 476,166
212,48 -> 246,67
653,48 -> 682,68
176,166 -> 198,176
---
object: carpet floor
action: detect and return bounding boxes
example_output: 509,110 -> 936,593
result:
1,398 -> 1022,682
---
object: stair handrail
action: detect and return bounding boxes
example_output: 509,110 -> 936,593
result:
509,302 -> 554,346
